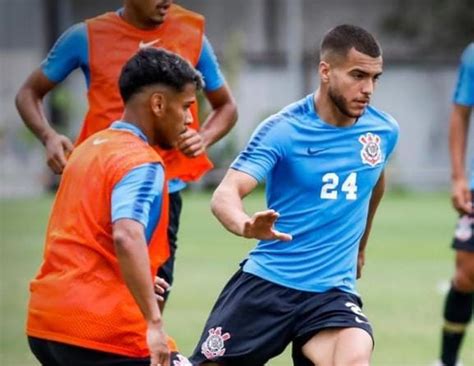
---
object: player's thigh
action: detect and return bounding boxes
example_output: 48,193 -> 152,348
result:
300,328 -> 339,366
454,249 -> 474,291
292,290 -> 373,366
301,328 -> 372,366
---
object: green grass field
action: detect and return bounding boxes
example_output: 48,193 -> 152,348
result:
1,191 -> 473,365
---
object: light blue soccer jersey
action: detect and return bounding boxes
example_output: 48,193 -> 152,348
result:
452,43 -> 474,189
232,94 -> 399,294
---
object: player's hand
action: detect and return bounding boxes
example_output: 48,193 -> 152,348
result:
451,178 -> 472,215
147,322 -> 169,366
356,251 -> 365,279
154,276 -> 170,303
243,209 -> 292,241
177,128 -> 205,157
44,132 -> 74,174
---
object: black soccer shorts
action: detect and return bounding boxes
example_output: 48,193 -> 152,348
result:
452,190 -> 474,252
28,336 -> 192,366
189,269 -> 373,366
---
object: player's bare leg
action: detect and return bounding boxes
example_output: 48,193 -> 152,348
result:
302,327 -> 372,366
453,250 -> 474,292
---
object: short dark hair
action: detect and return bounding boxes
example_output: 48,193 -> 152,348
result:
320,24 -> 381,61
119,48 -> 203,103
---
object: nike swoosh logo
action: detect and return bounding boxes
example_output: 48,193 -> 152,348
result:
139,39 -> 161,49
92,138 -> 108,146
307,147 -> 329,155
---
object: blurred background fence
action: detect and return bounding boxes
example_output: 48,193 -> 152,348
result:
1,0 -> 474,197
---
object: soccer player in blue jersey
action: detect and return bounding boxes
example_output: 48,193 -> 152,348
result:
190,24 -> 399,366
15,0 -> 237,302
437,43 -> 474,366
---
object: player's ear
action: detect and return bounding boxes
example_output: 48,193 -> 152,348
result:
319,61 -> 330,84
150,92 -> 165,117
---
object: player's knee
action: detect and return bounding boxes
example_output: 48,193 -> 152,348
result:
452,271 -> 474,292
336,352 -> 371,366
331,349 -> 370,366
346,358 -> 370,366
337,346 -> 371,366
327,328 -> 372,366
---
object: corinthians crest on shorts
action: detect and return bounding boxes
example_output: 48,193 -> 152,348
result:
201,327 -> 231,360
359,132 -> 383,167
454,215 -> 474,241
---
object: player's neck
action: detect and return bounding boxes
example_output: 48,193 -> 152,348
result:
121,8 -> 162,30
121,110 -> 155,145
314,89 -> 357,127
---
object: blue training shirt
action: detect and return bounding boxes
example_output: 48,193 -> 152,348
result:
41,21 -> 225,193
110,121 -> 164,244
452,43 -> 474,189
232,94 -> 399,294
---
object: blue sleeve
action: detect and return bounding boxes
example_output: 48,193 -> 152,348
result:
230,117 -> 286,182
111,163 -> 164,231
167,178 -> 187,193
40,22 -> 89,85
453,43 -> 474,106
196,35 -> 225,92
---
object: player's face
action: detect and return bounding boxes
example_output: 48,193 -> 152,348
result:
154,83 -> 196,150
327,48 -> 383,118
126,0 -> 173,26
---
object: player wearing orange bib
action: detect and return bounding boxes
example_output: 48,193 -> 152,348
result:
27,48 -> 201,366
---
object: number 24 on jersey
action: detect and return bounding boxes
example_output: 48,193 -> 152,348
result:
320,172 -> 357,200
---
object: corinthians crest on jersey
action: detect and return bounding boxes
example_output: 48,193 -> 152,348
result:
359,132 -> 383,167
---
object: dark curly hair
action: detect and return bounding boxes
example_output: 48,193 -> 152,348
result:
119,48 -> 204,103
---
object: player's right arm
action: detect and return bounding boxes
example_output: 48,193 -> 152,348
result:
449,104 -> 472,215
15,70 -> 73,174
15,23 -> 88,174
212,117 -> 292,241
211,169 -> 292,241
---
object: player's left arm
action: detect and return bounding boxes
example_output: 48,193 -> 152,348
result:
112,163 -> 170,365
177,36 -> 238,157
357,170 -> 386,279
113,219 -> 169,366
112,163 -> 168,306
